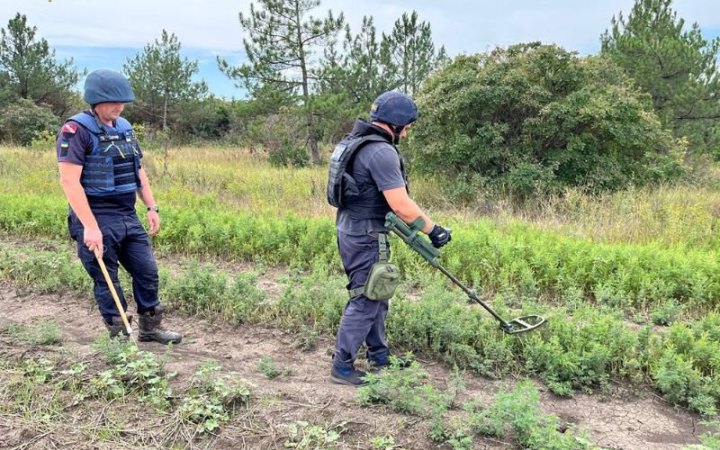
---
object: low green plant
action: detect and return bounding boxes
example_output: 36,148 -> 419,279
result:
466,380 -> 597,449
293,325 -> 320,352
369,435 -> 396,450
177,360 -> 252,434
20,358 -> 56,383
651,350 -> 718,416
651,299 -> 684,326
165,263 -> 267,325
359,358 -> 455,418
258,354 -> 292,379
89,337 -> 175,409
284,420 -> 345,450
4,319 -> 62,345
443,424 -> 475,450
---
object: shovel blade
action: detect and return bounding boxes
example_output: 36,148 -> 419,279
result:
501,315 -> 546,334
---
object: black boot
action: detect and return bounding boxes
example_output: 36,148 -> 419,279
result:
138,305 -> 182,344
104,315 -> 132,339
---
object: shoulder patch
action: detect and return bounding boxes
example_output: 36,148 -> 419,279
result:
62,122 -> 78,134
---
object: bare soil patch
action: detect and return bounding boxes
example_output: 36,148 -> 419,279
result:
0,282 -> 712,449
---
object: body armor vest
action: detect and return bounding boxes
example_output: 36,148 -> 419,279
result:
327,133 -> 408,220
68,112 -> 142,197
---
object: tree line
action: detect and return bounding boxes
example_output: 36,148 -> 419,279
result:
1,0 -> 719,196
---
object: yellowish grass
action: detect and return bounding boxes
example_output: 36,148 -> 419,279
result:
4,145 -> 720,248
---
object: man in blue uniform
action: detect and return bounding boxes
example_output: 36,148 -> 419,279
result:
328,91 -> 452,385
56,69 -> 181,344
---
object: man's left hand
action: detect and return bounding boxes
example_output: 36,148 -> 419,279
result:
147,210 -> 160,235
429,224 -> 452,248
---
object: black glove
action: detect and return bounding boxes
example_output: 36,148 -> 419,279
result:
428,224 -> 452,248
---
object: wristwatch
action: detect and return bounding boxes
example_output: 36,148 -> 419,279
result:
147,205 -> 159,213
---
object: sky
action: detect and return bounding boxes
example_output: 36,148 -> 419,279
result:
1,0 -> 719,99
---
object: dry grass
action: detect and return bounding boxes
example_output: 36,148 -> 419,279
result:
5,144 -> 720,248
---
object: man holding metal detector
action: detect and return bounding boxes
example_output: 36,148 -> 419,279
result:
326,91 -> 452,385
56,69 -> 182,344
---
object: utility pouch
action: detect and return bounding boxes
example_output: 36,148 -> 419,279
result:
348,233 -> 400,301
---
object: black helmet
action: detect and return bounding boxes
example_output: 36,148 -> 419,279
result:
83,69 -> 135,106
370,91 -> 418,127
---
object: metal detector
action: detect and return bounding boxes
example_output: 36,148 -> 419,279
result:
385,213 -> 546,335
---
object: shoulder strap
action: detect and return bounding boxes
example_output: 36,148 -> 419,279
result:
349,134 -> 387,160
344,134 -> 397,180
68,112 -> 103,134
114,116 -> 133,132
378,232 -> 389,263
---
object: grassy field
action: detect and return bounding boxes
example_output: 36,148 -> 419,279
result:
2,144 -> 720,449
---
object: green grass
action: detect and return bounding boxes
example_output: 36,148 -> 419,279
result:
3,145 -> 720,416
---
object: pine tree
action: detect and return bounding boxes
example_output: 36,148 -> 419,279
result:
0,13 -> 81,117
123,30 -> 208,132
381,11 -> 445,96
601,0 -> 720,156
219,0 -> 344,164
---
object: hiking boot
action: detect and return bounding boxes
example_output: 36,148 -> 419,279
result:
138,305 -> 182,345
104,315 -> 132,339
330,366 -> 367,386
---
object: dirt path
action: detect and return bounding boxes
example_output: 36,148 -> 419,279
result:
0,283 -> 711,449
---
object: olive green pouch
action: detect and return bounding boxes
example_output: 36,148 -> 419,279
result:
348,233 -> 400,301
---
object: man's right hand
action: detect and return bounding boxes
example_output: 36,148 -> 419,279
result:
429,224 -> 452,248
84,227 -> 103,256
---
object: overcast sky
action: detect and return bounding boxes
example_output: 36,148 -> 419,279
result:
1,0 -> 719,98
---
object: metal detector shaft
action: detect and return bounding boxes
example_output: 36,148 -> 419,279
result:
434,263 -> 511,327
384,212 -> 546,334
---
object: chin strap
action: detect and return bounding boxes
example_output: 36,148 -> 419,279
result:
392,125 -> 404,144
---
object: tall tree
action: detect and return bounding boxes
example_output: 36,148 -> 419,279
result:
219,0 -> 344,164
601,0 -> 720,156
316,17 -> 386,105
381,11 -> 446,96
0,13 -> 81,116
123,30 -> 208,131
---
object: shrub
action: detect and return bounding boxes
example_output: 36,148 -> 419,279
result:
0,98 -> 60,146
409,43 -> 685,198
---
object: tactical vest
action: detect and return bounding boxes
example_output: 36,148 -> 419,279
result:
327,134 -> 408,220
68,112 -> 142,197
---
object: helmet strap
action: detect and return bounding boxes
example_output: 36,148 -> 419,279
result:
392,125 -> 404,145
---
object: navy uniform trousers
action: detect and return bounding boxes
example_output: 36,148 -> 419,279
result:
333,231 -> 390,370
68,212 -> 159,323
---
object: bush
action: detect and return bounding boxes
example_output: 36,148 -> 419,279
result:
245,109 -> 309,167
0,98 -> 60,146
408,43 -> 686,198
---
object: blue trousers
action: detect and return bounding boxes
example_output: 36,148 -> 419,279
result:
68,212 -> 159,323
333,231 -> 390,370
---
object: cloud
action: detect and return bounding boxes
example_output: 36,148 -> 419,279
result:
2,0 -> 718,98
3,0 -> 719,56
